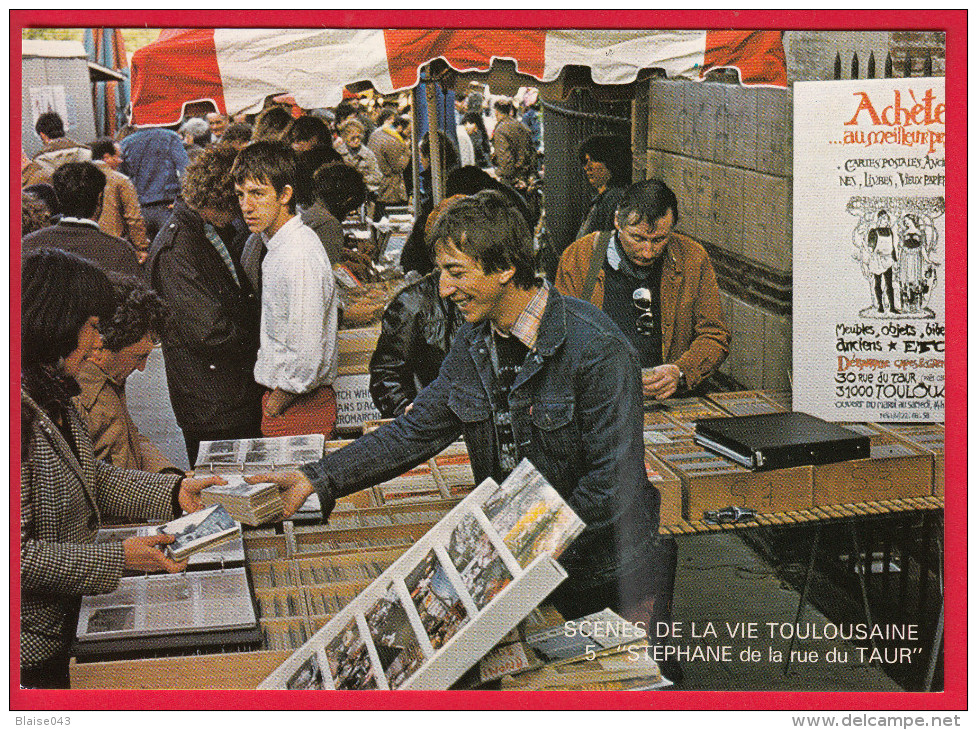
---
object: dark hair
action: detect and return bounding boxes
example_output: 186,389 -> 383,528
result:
616,178 -> 679,228
252,106 -> 294,141
376,108 -> 396,127
445,166 -> 535,228
99,277 -> 169,352
52,162 -> 107,219
334,100 -> 358,125
461,111 -> 483,127
427,190 -> 536,289
91,137 -> 120,162
314,161 -> 367,220
419,130 -> 459,172
35,111 -> 65,139
23,183 -> 60,218
294,145 -> 344,207
182,143 -> 240,214
22,248 -> 116,367
285,115 -> 332,149
231,140 -> 298,212
493,99 -> 514,116
22,192 -> 52,236
222,122 -> 253,146
578,135 -> 632,189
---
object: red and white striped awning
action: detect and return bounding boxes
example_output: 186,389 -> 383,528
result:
130,29 -> 787,125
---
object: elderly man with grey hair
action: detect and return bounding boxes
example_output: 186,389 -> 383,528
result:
180,117 -> 212,162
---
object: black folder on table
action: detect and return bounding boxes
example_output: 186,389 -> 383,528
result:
693,412 -> 870,471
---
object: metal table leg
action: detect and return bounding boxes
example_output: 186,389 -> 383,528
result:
784,524 -> 821,676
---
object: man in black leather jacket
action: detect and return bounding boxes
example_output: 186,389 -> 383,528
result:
369,270 -> 465,418
148,145 -> 263,464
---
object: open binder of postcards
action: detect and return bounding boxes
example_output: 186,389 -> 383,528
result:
73,566 -> 262,661
259,459 -> 584,690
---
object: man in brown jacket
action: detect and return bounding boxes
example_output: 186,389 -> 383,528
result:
92,138 -> 151,262
368,110 -> 411,207
555,178 -> 730,400
73,278 -> 184,475
491,99 -> 536,189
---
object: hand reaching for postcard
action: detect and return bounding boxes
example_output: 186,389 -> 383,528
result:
245,470 -> 315,518
177,474 -> 228,513
122,534 -> 188,573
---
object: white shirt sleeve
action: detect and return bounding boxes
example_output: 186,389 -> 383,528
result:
255,225 -> 339,393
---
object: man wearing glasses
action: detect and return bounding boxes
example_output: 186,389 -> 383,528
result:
555,178 -> 730,400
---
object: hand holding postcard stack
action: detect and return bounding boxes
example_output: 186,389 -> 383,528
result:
156,505 -> 241,561
194,435 -> 325,519
200,476 -> 285,526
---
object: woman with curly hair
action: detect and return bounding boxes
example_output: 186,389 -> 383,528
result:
147,144 -> 264,465
72,276 -> 184,474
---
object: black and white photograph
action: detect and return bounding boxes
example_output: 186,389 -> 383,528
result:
156,504 -> 240,560
83,605 -> 136,635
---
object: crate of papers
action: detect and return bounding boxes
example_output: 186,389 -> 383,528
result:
877,423 -> 945,497
652,442 -> 814,519
642,410 -> 695,448
704,390 -> 789,416
644,448 -> 685,527
649,396 -> 730,427
812,424 -> 933,507
261,617 -> 314,652
292,549 -> 405,587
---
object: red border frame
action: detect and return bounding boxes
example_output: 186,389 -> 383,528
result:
11,9 -> 967,712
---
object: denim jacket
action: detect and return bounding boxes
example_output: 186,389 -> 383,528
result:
119,128 -> 187,206
301,288 -> 660,589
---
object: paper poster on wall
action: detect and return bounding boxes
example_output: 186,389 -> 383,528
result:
29,85 -> 69,125
793,78 -> 945,423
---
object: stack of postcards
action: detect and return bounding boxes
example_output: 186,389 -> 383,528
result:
156,505 -> 241,561
201,476 -> 285,526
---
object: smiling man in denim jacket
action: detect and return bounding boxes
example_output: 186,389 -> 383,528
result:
254,190 -> 662,626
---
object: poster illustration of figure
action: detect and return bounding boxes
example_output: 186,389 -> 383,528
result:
794,78 -> 945,423
850,197 -> 943,318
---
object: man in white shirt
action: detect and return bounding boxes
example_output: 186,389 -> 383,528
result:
233,141 -> 340,437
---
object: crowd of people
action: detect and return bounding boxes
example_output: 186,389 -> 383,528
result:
20,83 -> 729,688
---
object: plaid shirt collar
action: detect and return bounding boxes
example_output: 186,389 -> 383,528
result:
491,281 -> 549,350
